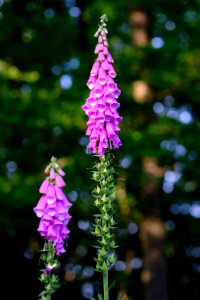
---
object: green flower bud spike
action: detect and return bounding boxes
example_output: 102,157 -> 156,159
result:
92,153 -> 118,300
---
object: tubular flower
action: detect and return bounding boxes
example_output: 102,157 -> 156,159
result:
82,14 -> 122,157
33,157 -> 72,256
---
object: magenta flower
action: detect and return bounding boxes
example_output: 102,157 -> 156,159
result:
33,157 -> 72,256
82,16 -> 122,156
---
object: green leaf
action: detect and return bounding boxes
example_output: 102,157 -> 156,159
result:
97,293 -> 103,300
109,280 -> 116,290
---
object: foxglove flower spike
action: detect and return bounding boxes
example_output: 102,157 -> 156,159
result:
82,14 -> 122,156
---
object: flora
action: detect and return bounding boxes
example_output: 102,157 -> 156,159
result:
81,14 -> 122,300
33,156 -> 72,300
82,14 -> 122,157
34,14 -> 122,300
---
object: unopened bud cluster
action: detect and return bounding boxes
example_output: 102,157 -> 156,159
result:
92,154 -> 117,272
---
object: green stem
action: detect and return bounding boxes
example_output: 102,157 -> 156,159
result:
47,293 -> 51,300
103,270 -> 109,300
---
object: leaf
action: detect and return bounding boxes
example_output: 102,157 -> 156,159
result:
109,280 -> 116,290
97,293 -> 104,300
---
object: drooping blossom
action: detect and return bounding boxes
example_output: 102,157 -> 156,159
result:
33,157 -> 72,256
82,14 -> 122,156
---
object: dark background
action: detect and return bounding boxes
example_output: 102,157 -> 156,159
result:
1,0 -> 200,299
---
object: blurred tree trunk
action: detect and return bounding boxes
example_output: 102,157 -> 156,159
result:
140,216 -> 169,300
129,8 -> 169,299
140,157 -> 169,300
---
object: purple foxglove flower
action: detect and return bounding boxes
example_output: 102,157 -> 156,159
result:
55,175 -> 66,188
45,264 -> 55,276
94,43 -> 104,54
39,178 -> 49,194
82,17 -> 122,156
90,60 -> 100,76
33,157 -> 72,256
98,67 -> 107,85
50,169 -> 56,180
87,75 -> 97,89
33,195 -> 47,218
98,52 -> 105,62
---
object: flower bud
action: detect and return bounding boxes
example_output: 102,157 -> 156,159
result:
94,226 -> 101,236
101,261 -> 108,272
108,254 -> 116,265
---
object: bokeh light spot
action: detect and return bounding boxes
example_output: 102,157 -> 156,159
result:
69,6 -> 81,18
151,37 -> 164,48
44,8 -> 55,19
60,74 -> 73,89
81,282 -> 94,299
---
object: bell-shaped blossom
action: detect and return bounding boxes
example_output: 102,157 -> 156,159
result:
33,157 -> 72,256
82,18 -> 122,156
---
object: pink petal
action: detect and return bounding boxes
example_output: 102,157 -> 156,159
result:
107,77 -> 116,92
87,95 -> 97,108
47,224 -> 56,239
98,144 -> 105,156
37,221 -> 47,236
39,179 -> 49,194
103,46 -> 109,56
46,196 -> 56,205
47,207 -> 56,216
94,43 -> 104,54
44,166 -> 50,174
58,167 -> 65,176
106,123 -> 115,137
62,194 -> 72,208
33,195 -> 47,217
98,36 -> 103,43
107,53 -> 114,63
114,88 -> 121,98
82,103 -> 90,114
112,134 -> 122,149
108,64 -> 117,78
113,111 -> 123,123
94,81 -> 104,98
105,109 -> 114,122
98,67 -> 107,85
46,184 -> 56,198
97,98 -> 106,112
110,100 -> 120,112
87,75 -> 97,89
98,52 -> 105,62
55,185 -> 65,200
90,60 -> 100,76
101,59 -> 111,71
104,92 -> 115,103
50,169 -> 56,179
90,128 -> 98,140
87,140 -> 97,153
100,130 -> 108,147
95,111 -> 105,123
55,175 -> 66,188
